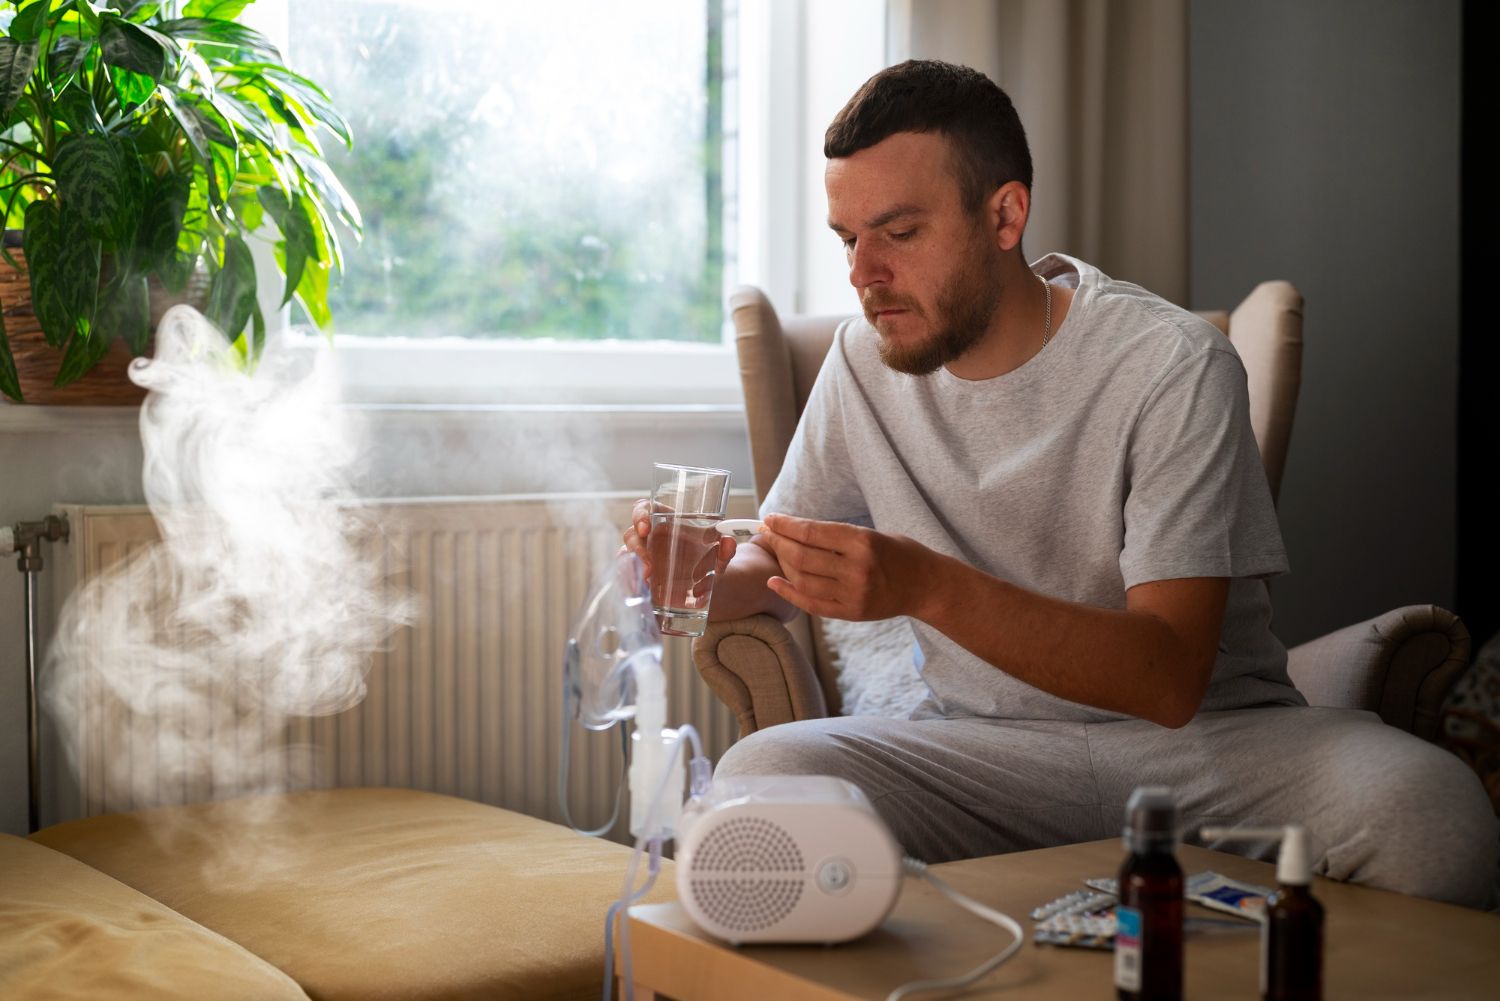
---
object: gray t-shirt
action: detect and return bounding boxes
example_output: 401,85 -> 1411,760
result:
762,252 -> 1305,722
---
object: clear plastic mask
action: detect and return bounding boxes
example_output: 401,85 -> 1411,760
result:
564,551 -> 663,730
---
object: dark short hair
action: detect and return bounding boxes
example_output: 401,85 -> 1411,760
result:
824,60 -> 1032,212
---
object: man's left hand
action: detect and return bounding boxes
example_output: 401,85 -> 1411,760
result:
756,513 -> 935,621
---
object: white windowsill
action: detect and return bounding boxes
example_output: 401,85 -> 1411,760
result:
0,401 -> 748,435
294,334 -> 745,407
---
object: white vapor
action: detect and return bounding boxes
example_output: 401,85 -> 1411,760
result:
45,306 -> 408,815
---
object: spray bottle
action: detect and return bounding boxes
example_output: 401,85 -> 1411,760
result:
1200,825 -> 1324,1001
1115,786 -> 1183,1001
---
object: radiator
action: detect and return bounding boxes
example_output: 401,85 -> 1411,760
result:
47,494 -> 753,839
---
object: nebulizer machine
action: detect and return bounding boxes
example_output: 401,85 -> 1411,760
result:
561,550 -> 1026,1001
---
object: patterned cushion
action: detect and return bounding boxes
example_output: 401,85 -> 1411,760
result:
1441,630 -> 1500,817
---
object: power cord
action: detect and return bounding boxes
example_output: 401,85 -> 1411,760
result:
886,857 -> 1026,1001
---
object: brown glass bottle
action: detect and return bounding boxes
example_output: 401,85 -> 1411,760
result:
1264,882 -> 1323,1001
1115,787 -> 1183,1001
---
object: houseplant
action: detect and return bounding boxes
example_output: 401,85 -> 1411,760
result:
0,0 -> 359,402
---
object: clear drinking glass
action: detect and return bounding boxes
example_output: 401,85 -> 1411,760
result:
648,463 -> 731,637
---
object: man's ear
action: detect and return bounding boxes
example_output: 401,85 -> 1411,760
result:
986,180 -> 1030,252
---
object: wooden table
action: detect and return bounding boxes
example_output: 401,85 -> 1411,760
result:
623,839 -> 1499,1000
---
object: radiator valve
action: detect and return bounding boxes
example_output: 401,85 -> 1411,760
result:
7,515 -> 70,571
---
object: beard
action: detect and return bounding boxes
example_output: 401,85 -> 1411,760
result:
866,242 -> 1003,376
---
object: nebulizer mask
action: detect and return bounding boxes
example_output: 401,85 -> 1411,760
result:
561,550 -> 712,1000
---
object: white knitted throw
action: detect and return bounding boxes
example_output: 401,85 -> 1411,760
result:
821,616 -> 929,718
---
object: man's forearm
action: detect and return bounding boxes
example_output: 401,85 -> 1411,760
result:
708,540 -> 798,623
911,551 -> 1211,727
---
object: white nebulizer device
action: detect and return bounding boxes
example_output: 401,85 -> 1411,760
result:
561,551 -> 1024,1001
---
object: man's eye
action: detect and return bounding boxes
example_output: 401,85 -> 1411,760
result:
840,236 -> 856,251
890,230 -> 915,241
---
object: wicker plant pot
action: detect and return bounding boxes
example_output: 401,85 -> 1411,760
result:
1,248 -> 210,406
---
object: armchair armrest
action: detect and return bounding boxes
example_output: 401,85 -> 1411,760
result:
692,615 -> 829,737
1286,605 -> 1471,741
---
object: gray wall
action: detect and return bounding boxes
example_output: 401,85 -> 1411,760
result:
1189,0 -> 1461,646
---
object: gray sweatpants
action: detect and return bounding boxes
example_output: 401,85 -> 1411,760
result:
714,706 -> 1500,909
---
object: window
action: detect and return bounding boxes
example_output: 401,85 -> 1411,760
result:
286,0 -> 728,346
250,0 -> 888,404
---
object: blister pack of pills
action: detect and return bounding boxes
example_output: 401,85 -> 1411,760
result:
1030,888 -> 1118,949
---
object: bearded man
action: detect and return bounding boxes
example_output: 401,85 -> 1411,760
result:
624,60 -> 1496,908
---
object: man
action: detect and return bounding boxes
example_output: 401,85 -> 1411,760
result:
623,61 -> 1496,907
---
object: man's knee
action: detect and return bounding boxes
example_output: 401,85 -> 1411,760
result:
716,719 -> 860,782
1330,736 -> 1499,908
1379,746 -> 1498,908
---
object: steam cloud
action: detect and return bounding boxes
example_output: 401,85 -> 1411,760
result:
45,306 -> 408,815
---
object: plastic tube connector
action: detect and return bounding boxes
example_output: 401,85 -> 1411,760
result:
689,754 -> 713,798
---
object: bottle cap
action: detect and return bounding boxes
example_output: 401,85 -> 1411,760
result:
1123,786 -> 1177,849
1278,824 -> 1311,885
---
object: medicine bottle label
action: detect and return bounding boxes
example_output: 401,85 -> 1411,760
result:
1114,905 -> 1142,991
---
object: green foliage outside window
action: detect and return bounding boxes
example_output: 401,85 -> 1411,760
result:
292,0 -> 725,344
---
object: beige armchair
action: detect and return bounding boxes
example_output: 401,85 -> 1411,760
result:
693,283 -> 1470,740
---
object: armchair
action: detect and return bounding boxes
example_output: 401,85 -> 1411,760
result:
694,283 -> 1471,741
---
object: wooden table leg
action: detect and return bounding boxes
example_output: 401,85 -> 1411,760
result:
617,977 -> 657,1000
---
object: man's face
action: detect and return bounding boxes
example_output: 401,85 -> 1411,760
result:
825,131 -> 1002,375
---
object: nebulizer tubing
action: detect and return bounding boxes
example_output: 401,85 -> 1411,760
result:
601,723 -> 709,1001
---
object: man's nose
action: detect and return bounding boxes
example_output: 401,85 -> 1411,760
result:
848,241 -> 890,289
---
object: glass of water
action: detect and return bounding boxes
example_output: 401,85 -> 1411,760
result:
649,463 -> 731,636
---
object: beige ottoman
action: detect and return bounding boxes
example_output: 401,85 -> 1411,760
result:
29,788 -> 674,1001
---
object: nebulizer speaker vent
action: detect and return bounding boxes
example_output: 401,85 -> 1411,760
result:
687,816 -> 807,932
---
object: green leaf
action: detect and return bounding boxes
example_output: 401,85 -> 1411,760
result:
99,14 -> 167,80
0,39 -> 40,122
0,313 -> 21,402
183,0 -> 252,20
23,197 -> 100,347
159,235 -> 200,293
288,148 -> 361,236
54,134 -> 122,236
110,63 -> 157,109
259,187 -> 316,305
292,255 -> 331,330
257,66 -> 352,148
206,233 -> 255,338
111,142 -> 147,250
45,35 -> 93,90
53,322 -> 114,388
75,2 -> 101,33
158,87 -> 209,160
94,271 -> 150,356
231,190 -> 262,231
159,89 -> 237,203
52,85 -> 104,134
155,18 -> 281,62
140,172 -> 189,272
297,188 -> 341,272
208,89 -> 277,148
117,1 -> 164,22
10,1 -> 53,43
248,297 -> 265,362
209,142 -> 235,201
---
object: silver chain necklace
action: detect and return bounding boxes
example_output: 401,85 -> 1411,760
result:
1038,272 -> 1053,348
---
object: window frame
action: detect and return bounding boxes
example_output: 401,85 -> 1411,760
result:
251,0 -> 881,406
